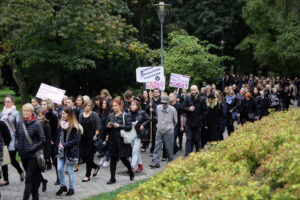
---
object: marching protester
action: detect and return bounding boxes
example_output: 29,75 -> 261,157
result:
15,103 -> 45,200
204,93 -> 224,142
269,88 -> 281,111
129,100 -> 150,172
79,100 -> 101,182
35,108 -> 51,192
225,89 -> 236,136
150,95 -> 177,168
169,93 -> 184,154
256,90 -> 270,119
182,85 -> 207,157
140,91 -> 151,152
41,99 -> 60,184
75,95 -> 84,119
123,90 -> 133,113
238,92 -> 257,124
106,98 -> 134,184
55,107 -> 80,196
100,89 -> 112,108
97,99 -> 111,167
0,95 -> 24,187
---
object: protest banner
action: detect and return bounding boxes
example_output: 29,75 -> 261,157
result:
169,73 -> 190,89
136,66 -> 164,83
36,83 -> 66,104
145,76 -> 166,91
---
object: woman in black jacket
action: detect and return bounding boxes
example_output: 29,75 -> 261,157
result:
129,100 -> 150,172
97,99 -> 111,167
42,99 -> 60,185
79,100 -> 101,182
15,103 -> 45,200
35,108 -> 52,192
55,106 -> 80,196
256,90 -> 270,119
225,89 -> 237,136
238,92 -> 257,124
106,98 -> 134,184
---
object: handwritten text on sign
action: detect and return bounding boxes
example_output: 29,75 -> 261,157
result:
145,76 -> 166,91
169,73 -> 190,89
136,66 -> 164,83
36,83 -> 66,104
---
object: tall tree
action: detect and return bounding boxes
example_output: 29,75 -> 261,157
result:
237,0 -> 300,76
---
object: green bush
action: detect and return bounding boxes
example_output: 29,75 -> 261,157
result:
116,109 -> 300,200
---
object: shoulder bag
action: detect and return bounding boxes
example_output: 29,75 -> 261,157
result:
1,139 -> 11,166
22,123 -> 46,172
120,113 -> 137,144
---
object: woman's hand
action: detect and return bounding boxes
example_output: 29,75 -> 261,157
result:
140,125 -> 144,131
107,122 -> 113,128
93,135 -> 98,141
58,143 -> 64,149
106,135 -> 109,141
113,123 -> 120,128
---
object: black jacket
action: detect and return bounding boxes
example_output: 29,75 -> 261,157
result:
106,112 -> 132,158
183,95 -> 207,129
129,110 -> 150,138
45,110 -> 59,143
204,102 -> 223,142
256,96 -> 270,117
15,117 -> 45,160
239,99 -> 257,124
55,127 -> 80,160
42,121 -> 52,159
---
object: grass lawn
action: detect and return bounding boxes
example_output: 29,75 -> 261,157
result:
85,178 -> 149,200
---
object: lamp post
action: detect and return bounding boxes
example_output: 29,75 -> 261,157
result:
220,40 -> 225,68
153,2 -> 171,66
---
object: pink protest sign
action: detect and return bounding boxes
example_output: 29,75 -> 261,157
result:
145,76 -> 166,91
169,73 -> 190,89
36,83 -> 66,104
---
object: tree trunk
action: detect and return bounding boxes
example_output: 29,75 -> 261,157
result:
9,57 -> 29,105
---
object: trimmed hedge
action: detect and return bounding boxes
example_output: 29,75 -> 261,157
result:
116,109 -> 300,200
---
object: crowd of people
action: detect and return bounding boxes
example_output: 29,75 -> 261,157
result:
0,74 -> 299,199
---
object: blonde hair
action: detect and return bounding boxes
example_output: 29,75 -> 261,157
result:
59,106 -> 79,134
42,98 -> 54,110
22,103 -> 34,112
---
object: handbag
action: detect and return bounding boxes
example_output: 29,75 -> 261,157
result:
94,138 -> 107,153
120,113 -> 137,144
1,140 -> 11,166
22,123 -> 46,172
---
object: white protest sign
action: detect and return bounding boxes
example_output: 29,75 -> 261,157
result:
136,66 -> 164,83
36,83 -> 66,104
145,76 -> 166,91
169,73 -> 190,89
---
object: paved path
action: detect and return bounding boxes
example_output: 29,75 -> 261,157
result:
0,139 -> 188,200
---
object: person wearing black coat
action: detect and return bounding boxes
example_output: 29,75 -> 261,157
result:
268,88 -> 281,111
42,99 -> 60,185
182,85 -> 207,157
55,106 -> 80,196
78,101 -> 101,182
225,90 -> 237,136
256,90 -> 270,119
15,103 -> 45,200
204,94 -> 224,142
129,100 -> 150,173
238,92 -> 257,125
106,99 -> 134,184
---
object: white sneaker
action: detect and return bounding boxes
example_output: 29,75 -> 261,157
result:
102,161 -> 110,167
98,157 -> 105,166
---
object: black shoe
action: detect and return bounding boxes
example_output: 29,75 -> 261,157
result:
0,181 -> 9,187
42,179 -> 48,192
66,189 -> 74,196
45,163 -> 52,170
54,179 -> 60,185
56,186 -> 67,196
130,174 -> 135,181
93,166 -> 100,177
106,179 -> 116,185
149,163 -> 160,168
161,158 -> 167,162
82,177 -> 90,182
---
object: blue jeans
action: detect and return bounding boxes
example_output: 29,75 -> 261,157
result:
57,157 -> 75,189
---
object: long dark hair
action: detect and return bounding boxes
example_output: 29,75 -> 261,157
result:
100,99 -> 111,117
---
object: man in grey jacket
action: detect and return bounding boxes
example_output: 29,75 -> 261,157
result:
150,95 -> 177,168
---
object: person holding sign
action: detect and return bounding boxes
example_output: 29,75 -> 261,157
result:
182,85 -> 207,157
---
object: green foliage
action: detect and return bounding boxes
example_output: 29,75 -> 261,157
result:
237,0 -> 300,76
116,109 -> 300,199
160,30 -> 225,87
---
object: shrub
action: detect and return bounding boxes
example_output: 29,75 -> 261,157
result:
116,109 -> 300,200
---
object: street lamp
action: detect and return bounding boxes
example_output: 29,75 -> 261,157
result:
220,40 -> 225,68
153,2 -> 171,66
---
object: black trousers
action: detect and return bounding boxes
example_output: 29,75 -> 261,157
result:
2,150 -> 23,181
21,158 -> 42,200
81,141 -> 98,177
51,146 -> 59,181
84,151 -> 98,177
110,157 -> 133,181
